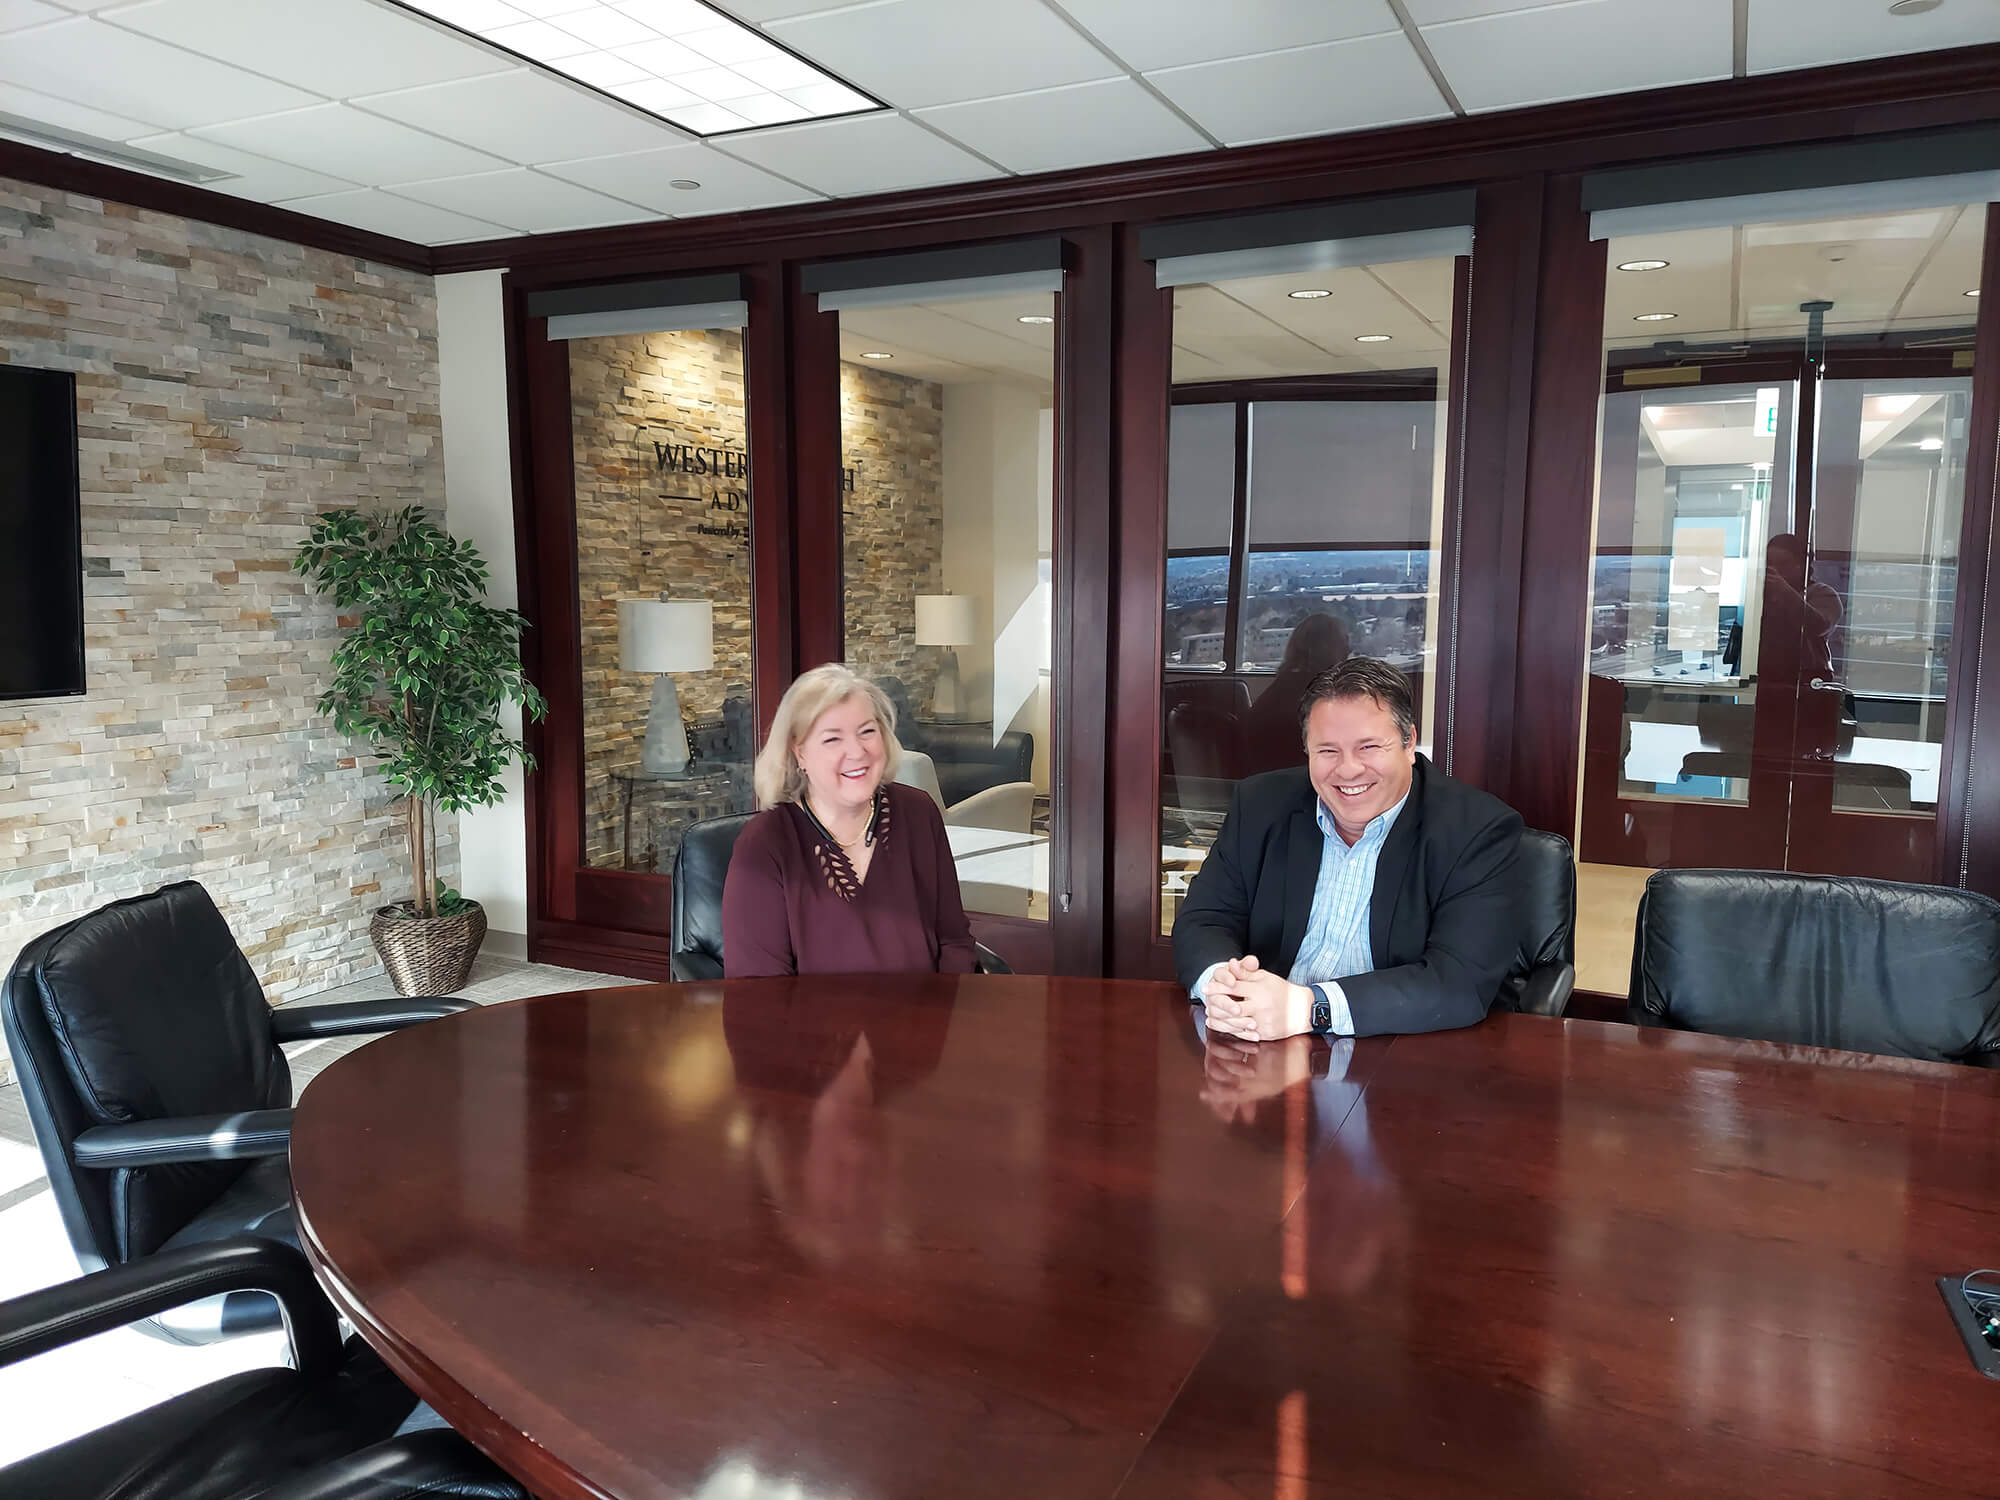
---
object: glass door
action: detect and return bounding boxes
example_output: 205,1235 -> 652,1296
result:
1576,199 -> 1986,987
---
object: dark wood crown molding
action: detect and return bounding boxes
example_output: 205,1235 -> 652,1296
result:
432,41 -> 2000,282
0,136 -> 433,273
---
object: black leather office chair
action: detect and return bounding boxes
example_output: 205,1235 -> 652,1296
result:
670,812 -> 1013,979
2,882 -> 472,1343
1497,829 -> 1576,1019
1628,869 -> 2000,1064
0,1236 -> 525,1499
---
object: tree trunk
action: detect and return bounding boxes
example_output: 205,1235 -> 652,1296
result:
427,799 -> 439,915
407,792 -> 429,919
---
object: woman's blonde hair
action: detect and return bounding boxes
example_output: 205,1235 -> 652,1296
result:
752,664 -> 903,809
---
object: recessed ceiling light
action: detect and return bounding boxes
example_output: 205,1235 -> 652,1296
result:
1920,436 -> 1945,450
1888,0 -> 1942,15
1017,314 -> 1054,325
1617,259 -> 1670,272
1968,288 -> 1983,298
1634,312 -> 1679,321
859,351 -> 893,360
1287,288 -> 1333,300
1354,334 -> 1393,343
386,0 -> 880,138
669,179 -> 701,190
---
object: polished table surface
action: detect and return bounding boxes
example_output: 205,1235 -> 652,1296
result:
291,977 -> 2000,1500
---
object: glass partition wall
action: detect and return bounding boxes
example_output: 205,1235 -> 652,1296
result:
832,287 -> 1058,926
570,321 -> 755,878
1576,198 -> 1987,990
1158,248 -> 1461,935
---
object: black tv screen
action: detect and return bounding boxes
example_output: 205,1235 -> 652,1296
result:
0,365 -> 84,701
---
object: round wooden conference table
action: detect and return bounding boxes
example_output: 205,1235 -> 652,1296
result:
291,974 -> 2000,1500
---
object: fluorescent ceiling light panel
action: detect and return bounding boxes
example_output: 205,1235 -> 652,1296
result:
387,0 -> 879,138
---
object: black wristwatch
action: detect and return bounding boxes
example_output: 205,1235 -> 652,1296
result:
1308,984 -> 1334,1036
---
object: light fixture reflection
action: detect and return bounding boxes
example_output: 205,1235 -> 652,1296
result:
1634,312 -> 1679,321
1354,334 -> 1392,343
1017,314 -> 1054,325
858,351 -> 893,360
1617,258 -> 1670,271
1287,288 -> 1332,300
1920,436 -> 1945,451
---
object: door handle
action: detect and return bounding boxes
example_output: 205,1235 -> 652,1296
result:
1808,677 -> 1848,694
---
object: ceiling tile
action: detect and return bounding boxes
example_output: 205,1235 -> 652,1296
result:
0,17 -> 318,130
0,0 -> 66,31
541,140 -> 821,213
192,103 -> 509,184
768,0 -> 1117,109
276,186 -> 515,243
102,0 -> 515,97
1145,33 -> 1449,147
355,68 -> 687,164
718,112 -> 999,196
1421,0 -> 1732,112
124,131 -> 362,199
1748,0 -> 2000,74
1055,0 -> 1399,72
0,78 -> 161,139
389,167 -> 650,231
1402,0 -> 1568,20
706,0 -> 899,23
915,78 -> 1210,174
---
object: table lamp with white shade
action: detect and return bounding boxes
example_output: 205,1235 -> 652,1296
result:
619,599 -> 713,778
914,592 -> 978,721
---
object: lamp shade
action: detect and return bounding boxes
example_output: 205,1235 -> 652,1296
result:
914,593 -> 977,647
619,599 -> 713,674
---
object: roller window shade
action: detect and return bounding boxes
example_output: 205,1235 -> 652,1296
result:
528,274 -> 747,339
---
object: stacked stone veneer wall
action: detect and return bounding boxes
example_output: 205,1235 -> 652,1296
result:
570,339 -> 945,868
841,360 -> 944,713
0,179 -> 451,1079
571,329 -> 752,867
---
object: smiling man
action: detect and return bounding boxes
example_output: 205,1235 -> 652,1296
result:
1173,657 -> 1523,1040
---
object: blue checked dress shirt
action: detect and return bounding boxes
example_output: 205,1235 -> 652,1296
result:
1192,789 -> 1408,1037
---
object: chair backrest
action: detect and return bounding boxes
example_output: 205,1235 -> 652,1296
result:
944,780 -> 1036,834
892,748 -> 947,811
1514,829 -> 1576,971
1494,829 -> 1575,1012
671,813 -> 755,981
1166,702 -> 1242,784
1629,869 -> 2000,1064
1,882 -> 288,1269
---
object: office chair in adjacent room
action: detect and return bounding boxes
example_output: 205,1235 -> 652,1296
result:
2,881 -> 472,1343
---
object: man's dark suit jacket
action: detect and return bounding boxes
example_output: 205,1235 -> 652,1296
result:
1172,754 -> 1523,1037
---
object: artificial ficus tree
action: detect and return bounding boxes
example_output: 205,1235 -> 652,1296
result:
294,506 -> 546,920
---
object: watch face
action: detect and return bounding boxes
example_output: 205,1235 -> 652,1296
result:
1312,995 -> 1332,1032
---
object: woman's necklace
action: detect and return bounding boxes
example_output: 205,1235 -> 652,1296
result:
805,794 -> 873,851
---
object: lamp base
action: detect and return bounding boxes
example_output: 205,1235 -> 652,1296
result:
640,674 -> 691,778
929,648 -> 965,720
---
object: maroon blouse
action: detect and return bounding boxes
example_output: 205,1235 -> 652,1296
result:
721,781 -> 977,978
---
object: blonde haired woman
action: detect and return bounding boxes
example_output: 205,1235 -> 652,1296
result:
722,663 -> 976,977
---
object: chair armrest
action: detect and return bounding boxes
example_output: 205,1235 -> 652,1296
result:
249,1430 -> 529,1500
0,1236 -> 341,1378
1514,961 -> 1574,1019
270,996 -> 474,1043
974,943 -> 1012,975
73,1109 -> 293,1168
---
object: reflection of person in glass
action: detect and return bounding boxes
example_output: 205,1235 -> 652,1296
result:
1240,612 -> 1352,776
1761,533 -> 1843,684
724,664 -> 975,977
727,986 -> 954,1269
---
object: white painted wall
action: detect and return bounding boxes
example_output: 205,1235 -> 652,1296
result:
941,383 -> 1052,792
436,270 -> 529,939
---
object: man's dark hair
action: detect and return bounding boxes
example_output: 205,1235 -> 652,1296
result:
1297,656 -> 1417,744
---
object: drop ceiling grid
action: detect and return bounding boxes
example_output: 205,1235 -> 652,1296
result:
0,0 -> 1992,244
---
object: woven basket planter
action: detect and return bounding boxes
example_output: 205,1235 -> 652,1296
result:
370,901 -> 486,997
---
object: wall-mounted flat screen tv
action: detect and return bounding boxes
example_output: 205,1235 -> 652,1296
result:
0,365 -> 84,701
